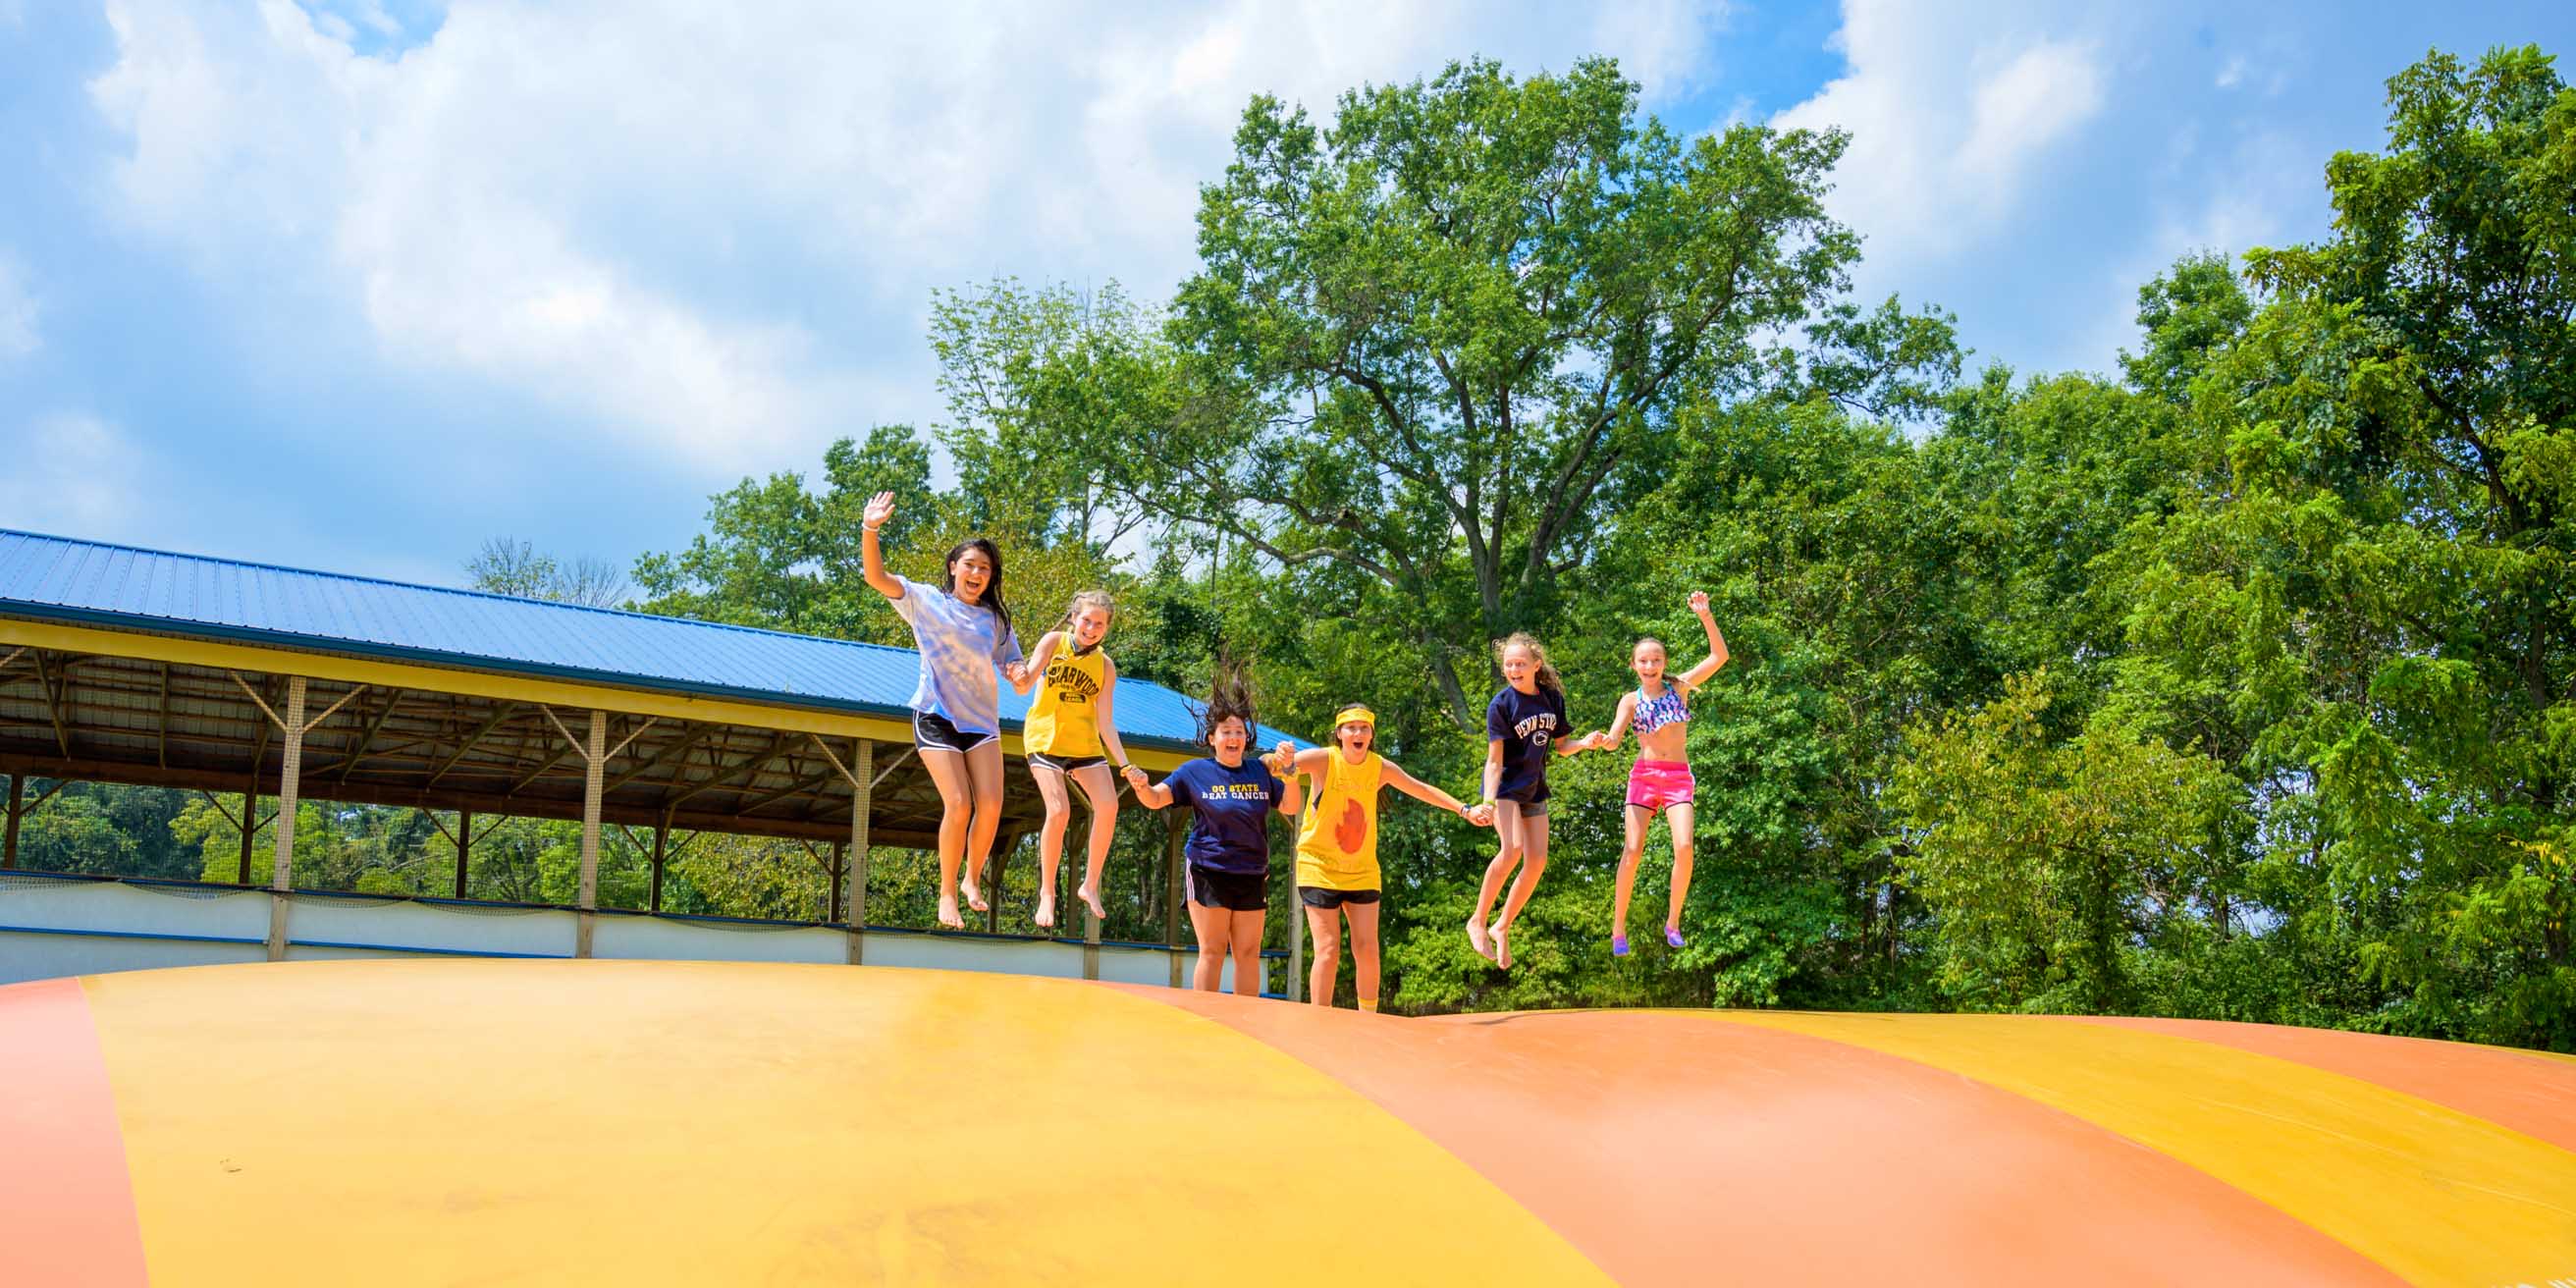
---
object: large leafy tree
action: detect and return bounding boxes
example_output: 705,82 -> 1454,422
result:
1108,57 -> 1914,724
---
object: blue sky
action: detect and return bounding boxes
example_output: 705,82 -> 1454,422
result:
2,1 -> 2570,587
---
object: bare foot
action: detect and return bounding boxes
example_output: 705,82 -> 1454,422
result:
1467,918 -> 1494,961
1077,882 -> 1106,921
961,880 -> 989,914
937,896 -> 963,930
1035,892 -> 1056,931
1492,923 -> 1513,971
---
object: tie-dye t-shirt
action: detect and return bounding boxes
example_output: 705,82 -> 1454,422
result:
889,575 -> 1023,735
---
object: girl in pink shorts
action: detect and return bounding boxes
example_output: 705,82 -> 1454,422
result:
1596,592 -> 1730,956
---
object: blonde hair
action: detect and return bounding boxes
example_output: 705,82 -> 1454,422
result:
1051,590 -> 1116,652
1496,632 -> 1564,699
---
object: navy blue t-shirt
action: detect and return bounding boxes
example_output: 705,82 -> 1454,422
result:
1167,756 -> 1283,876
1486,685 -> 1567,800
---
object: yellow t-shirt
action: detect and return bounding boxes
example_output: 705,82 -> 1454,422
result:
1295,750 -> 1384,891
1022,642 -> 1107,759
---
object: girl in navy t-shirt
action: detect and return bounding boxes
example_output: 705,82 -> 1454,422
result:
1469,633 -> 1606,970
1124,667 -> 1304,996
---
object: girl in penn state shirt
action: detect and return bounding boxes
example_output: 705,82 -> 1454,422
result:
1596,591 -> 1730,956
1282,705 -> 1493,1012
1466,633 -> 1607,971
1123,665 -> 1303,996
1008,590 -> 1133,930
860,491 -> 1025,931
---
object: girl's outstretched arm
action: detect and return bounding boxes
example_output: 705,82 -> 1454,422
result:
1678,591 -> 1731,688
1119,764 -> 1174,810
1096,658 -> 1134,768
1600,692 -> 1638,749
1382,761 -> 1489,826
860,492 -> 905,601
1012,631 -> 1063,696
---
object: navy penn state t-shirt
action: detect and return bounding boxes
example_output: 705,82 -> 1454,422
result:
1166,756 -> 1282,876
1486,684 -> 1566,801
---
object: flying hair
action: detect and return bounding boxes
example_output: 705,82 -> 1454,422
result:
1202,655 -> 1257,742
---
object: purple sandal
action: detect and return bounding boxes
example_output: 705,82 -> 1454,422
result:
1666,927 -> 1687,949
1611,934 -> 1631,957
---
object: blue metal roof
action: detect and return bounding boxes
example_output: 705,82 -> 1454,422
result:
0,529 -> 1298,754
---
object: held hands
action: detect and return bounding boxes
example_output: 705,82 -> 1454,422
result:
1001,661 -> 1028,686
1120,765 -> 1150,789
1463,802 -> 1496,828
863,491 -> 895,532
1262,741 -> 1298,775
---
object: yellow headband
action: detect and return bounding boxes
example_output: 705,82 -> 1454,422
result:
1333,706 -> 1376,729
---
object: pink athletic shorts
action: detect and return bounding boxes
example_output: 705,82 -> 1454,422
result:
1626,760 -> 1695,811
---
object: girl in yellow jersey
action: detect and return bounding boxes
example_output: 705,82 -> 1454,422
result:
1007,590 -> 1133,930
1283,705 -> 1493,1011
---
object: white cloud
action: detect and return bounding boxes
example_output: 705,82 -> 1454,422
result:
0,413 -> 148,536
0,253 -> 35,361
1773,0 -> 2106,265
84,0 -> 1728,474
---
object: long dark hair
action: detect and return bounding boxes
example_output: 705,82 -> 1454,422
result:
1202,656 -> 1256,743
940,537 -> 1012,638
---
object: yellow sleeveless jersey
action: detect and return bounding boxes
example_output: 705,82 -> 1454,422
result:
1295,750 -> 1384,891
1022,642 -> 1107,758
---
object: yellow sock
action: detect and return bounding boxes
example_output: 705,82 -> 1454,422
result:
1359,996 -> 1379,1013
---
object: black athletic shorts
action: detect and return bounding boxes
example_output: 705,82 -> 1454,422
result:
1029,751 -> 1107,774
913,711 -> 996,754
1188,866 -> 1268,913
1298,886 -> 1382,909
1497,781 -> 1551,817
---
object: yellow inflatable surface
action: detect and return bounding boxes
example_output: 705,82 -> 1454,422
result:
4,960 -> 2571,1285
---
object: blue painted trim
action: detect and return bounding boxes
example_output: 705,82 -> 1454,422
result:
288,938 -> 567,959
0,922 -> 262,947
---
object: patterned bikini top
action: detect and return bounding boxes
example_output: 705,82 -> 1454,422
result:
1634,683 -> 1690,734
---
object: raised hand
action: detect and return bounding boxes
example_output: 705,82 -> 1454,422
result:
1265,740 -> 1297,774
1688,590 -> 1711,616
863,491 -> 896,532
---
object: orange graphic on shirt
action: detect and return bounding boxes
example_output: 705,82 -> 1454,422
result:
1335,799 -> 1369,854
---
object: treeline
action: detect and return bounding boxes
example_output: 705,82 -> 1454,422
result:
10,47 -> 2567,1047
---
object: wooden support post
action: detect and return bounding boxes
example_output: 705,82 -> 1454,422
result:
577,709 -> 604,958
265,676 -> 307,962
845,738 -> 872,965
1079,804 -> 1100,981
1287,797 -> 1307,1002
649,815 -> 669,914
984,832 -> 1011,935
3,775 -> 21,869
454,808 -> 474,899
1164,811 -> 1185,989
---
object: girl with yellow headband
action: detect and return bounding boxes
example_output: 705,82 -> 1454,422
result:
1281,705 -> 1494,1012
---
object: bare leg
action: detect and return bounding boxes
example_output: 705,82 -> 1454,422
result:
1228,910 -> 1265,996
1492,808 -> 1549,970
1612,803 -> 1651,947
1304,903 -> 1341,1007
1347,899 -> 1382,1012
1664,800 -> 1696,939
1187,896 -> 1231,992
1029,762 -> 1072,930
1072,763 -> 1118,921
920,746 -> 972,929
1468,801 -> 1525,961
959,738 -> 1005,913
